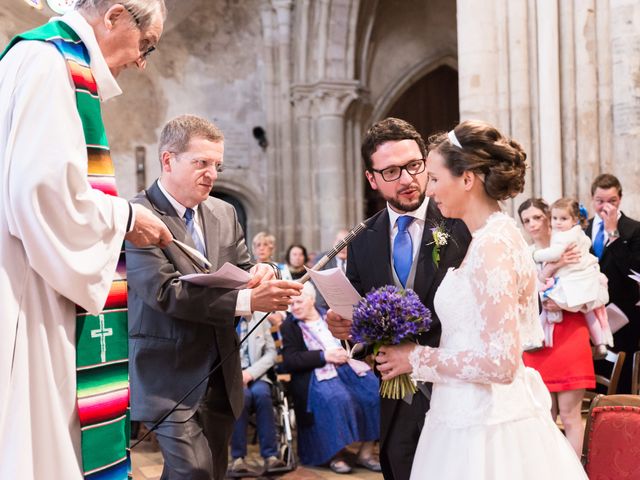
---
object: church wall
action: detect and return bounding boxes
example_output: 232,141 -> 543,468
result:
3,0 -> 638,253
456,0 -> 640,219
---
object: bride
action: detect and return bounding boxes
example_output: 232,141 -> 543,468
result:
376,120 -> 588,479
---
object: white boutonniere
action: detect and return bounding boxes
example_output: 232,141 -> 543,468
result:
429,224 -> 450,267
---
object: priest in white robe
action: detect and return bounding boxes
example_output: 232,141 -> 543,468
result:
0,2 -> 171,478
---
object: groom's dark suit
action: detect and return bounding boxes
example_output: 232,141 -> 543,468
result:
346,200 -> 470,480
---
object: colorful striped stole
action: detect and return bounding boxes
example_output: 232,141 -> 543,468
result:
1,22 -> 131,480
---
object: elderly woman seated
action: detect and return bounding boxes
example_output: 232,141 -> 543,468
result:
280,283 -> 381,474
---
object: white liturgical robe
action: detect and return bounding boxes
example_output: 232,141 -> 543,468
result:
0,12 -> 128,480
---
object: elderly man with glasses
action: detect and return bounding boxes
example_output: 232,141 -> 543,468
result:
0,2 -> 171,479
326,118 -> 471,480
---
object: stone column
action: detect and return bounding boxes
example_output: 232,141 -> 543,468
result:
610,0 -> 640,215
456,0 -> 502,125
559,0 -> 578,198
506,0 -> 534,204
258,2 -> 282,237
273,0 -> 296,252
310,81 -> 359,250
536,0 -> 563,202
574,1 -> 601,200
291,87 -> 318,251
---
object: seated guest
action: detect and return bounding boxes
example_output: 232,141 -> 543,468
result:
281,244 -> 308,281
252,231 -> 276,263
280,284 -> 381,474
229,314 -> 284,475
251,231 -> 285,328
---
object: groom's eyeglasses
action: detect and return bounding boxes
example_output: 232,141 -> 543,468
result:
371,159 -> 426,182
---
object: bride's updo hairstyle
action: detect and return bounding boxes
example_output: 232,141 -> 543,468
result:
428,120 -> 527,201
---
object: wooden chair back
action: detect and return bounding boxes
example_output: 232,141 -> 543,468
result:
632,351 -> 640,395
583,349 -> 626,410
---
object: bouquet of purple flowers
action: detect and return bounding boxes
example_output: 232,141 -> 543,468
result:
351,285 -> 431,399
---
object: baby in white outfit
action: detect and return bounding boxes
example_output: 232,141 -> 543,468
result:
533,198 -> 612,353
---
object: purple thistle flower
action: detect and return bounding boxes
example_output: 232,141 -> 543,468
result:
350,285 -> 431,345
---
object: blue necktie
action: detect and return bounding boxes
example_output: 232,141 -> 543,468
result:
184,207 -> 206,256
393,216 -> 414,287
593,221 -> 605,259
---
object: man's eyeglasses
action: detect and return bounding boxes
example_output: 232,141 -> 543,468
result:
370,159 -> 426,182
172,152 -> 224,173
123,4 -> 157,59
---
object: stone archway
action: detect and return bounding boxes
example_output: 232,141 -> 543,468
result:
210,191 -> 248,237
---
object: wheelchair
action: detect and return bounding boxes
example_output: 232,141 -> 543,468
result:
227,368 -> 296,478
267,368 -> 297,474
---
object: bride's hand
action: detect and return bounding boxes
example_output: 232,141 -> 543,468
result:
376,343 -> 415,381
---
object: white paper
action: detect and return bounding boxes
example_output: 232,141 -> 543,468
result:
180,262 -> 251,289
606,303 -> 630,334
306,267 -> 362,320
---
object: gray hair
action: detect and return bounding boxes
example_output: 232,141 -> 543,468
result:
158,114 -> 224,161
300,282 -> 317,302
74,0 -> 167,29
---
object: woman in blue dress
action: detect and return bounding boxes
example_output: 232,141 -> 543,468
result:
280,283 -> 381,474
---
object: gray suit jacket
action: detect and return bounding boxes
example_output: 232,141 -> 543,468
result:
127,181 -> 252,422
243,313 -> 277,383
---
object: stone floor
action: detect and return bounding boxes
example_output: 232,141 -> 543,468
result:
131,436 -> 383,480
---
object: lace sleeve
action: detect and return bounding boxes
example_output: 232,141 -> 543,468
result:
409,224 -> 529,384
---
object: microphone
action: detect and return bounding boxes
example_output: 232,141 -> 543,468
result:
298,221 -> 367,284
131,221 -> 367,448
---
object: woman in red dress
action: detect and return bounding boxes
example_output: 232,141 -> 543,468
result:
519,198 -> 595,456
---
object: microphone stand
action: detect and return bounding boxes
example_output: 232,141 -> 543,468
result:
131,221 -> 367,448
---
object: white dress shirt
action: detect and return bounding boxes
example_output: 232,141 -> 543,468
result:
387,197 -> 429,262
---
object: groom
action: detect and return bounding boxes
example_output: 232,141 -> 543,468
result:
327,118 -> 470,480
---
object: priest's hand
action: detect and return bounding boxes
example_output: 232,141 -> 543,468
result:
250,280 -> 302,312
126,204 -> 173,248
326,309 -> 352,340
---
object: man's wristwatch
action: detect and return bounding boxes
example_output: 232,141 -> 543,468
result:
607,229 -> 620,239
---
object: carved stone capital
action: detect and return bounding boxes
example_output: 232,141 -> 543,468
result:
291,80 -> 365,118
291,85 -> 315,118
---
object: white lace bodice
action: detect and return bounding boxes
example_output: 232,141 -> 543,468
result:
409,212 -> 544,385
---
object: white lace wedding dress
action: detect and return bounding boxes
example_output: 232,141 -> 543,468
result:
408,213 -> 587,479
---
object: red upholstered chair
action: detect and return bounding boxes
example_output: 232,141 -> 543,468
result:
582,394 -> 640,478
